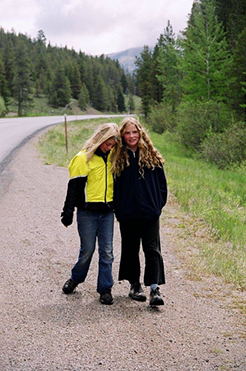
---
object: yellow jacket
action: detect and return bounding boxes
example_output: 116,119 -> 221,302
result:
61,149 -> 114,226
69,150 -> 114,203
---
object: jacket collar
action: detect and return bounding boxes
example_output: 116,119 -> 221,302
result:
126,146 -> 139,157
95,147 -> 109,161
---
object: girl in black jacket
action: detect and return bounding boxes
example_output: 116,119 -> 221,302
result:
112,117 -> 168,306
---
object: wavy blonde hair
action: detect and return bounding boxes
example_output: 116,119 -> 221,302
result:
82,122 -> 119,163
111,117 -> 165,177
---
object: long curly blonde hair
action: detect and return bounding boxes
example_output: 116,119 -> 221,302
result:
111,117 -> 165,177
82,122 -> 119,163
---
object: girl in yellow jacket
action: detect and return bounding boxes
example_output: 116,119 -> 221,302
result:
61,123 -> 119,305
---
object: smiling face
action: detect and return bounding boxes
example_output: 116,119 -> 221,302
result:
123,123 -> 140,151
99,138 -> 116,153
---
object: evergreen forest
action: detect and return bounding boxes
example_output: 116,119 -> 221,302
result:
135,0 -> 246,169
0,29 -> 135,117
0,0 -> 245,169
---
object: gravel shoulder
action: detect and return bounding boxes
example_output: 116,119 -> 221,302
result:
0,131 -> 245,371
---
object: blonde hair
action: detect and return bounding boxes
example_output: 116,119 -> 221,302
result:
82,122 -> 119,162
112,117 -> 165,177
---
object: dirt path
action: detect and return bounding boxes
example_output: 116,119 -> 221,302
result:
0,132 -> 245,370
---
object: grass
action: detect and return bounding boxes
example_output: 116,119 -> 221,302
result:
38,119 -> 246,291
152,130 -> 246,290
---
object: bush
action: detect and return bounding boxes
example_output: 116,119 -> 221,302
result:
200,122 -> 246,168
176,100 -> 233,150
0,96 -> 6,117
148,103 -> 176,134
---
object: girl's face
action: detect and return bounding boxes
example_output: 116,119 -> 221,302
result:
123,123 -> 140,151
99,138 -> 116,153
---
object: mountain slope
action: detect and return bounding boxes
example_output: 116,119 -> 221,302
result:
107,46 -> 153,72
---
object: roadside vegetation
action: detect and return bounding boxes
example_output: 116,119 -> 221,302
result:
38,118 -> 246,291
134,0 -> 246,171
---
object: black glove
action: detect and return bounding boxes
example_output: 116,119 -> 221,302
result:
61,211 -> 73,227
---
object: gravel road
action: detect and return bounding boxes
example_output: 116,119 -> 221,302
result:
0,130 -> 245,370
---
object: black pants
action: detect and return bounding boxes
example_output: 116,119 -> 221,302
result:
118,218 -> 165,286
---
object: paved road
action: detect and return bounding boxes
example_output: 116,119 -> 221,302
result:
0,114 -> 124,173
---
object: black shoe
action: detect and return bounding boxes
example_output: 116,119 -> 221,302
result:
149,287 -> 164,306
129,283 -> 146,302
100,289 -> 113,305
62,279 -> 78,294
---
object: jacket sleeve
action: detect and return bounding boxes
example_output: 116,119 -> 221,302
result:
61,151 -> 88,226
158,166 -> 168,208
61,177 -> 86,226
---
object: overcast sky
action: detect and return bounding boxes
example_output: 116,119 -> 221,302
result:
0,0 -> 194,55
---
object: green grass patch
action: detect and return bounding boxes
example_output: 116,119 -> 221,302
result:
199,240 -> 245,289
152,130 -> 246,290
153,131 -> 245,248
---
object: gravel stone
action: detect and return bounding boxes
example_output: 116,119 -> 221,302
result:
0,131 -> 245,370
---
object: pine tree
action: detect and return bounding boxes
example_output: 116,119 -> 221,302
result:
66,62 -> 81,99
49,65 -> 71,107
84,60 -> 96,106
150,44 -> 164,103
125,72 -> 136,95
12,39 -> 32,116
120,73 -> 128,94
78,84 -> 90,111
117,89 -> 126,112
106,86 -> 118,112
230,28 -> 246,118
156,20 -> 181,110
33,30 -> 48,96
135,46 -> 153,117
2,37 -> 15,95
94,75 -> 108,111
0,56 -> 10,105
0,96 -> 6,116
214,0 -> 246,49
180,0 -> 233,103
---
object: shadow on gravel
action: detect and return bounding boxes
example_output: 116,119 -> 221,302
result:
30,290 -> 164,331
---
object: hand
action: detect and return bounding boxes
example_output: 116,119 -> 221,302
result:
61,211 -> 73,227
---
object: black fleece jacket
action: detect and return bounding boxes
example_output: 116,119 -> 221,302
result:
114,148 -> 168,223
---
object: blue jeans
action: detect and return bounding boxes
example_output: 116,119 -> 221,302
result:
71,209 -> 114,294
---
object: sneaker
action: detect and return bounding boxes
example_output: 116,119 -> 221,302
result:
100,289 -> 113,305
129,283 -> 147,302
62,278 -> 78,294
149,287 -> 164,306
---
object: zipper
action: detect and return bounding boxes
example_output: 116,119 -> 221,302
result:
127,146 -> 136,157
104,159 -> 107,202
127,147 -> 139,214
